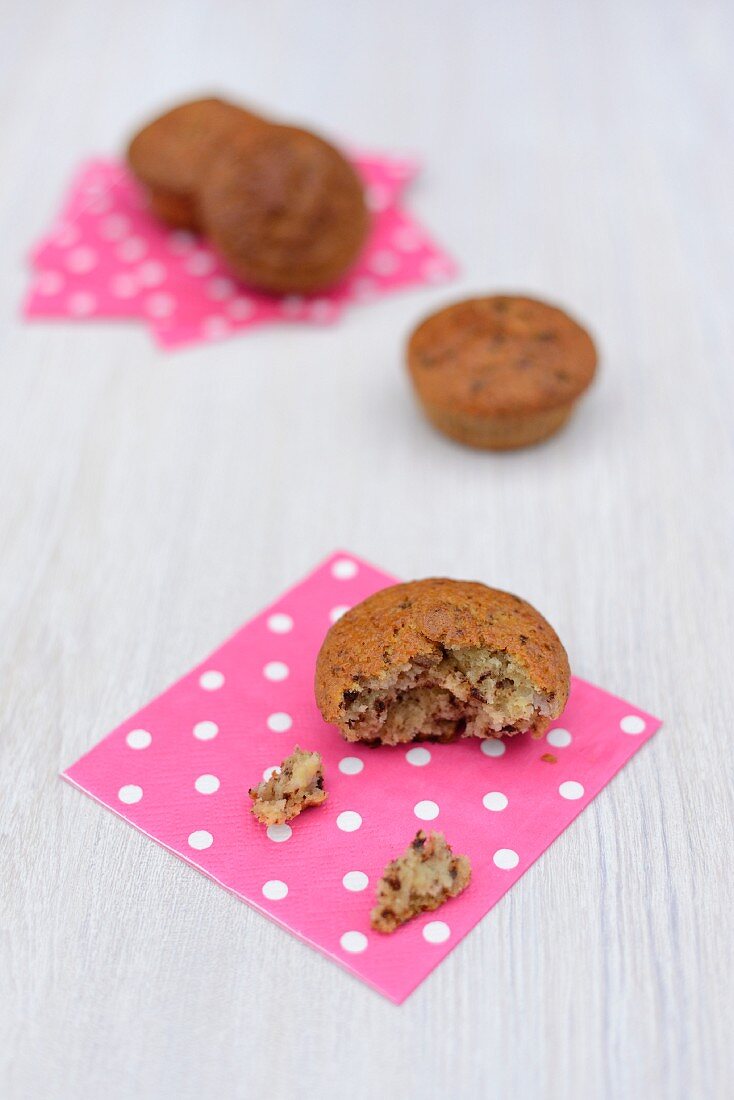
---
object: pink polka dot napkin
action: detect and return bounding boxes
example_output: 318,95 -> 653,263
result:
62,552 -> 661,1004
25,154 -> 457,349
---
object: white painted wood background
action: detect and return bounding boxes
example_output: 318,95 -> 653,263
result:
1,1 -> 732,1097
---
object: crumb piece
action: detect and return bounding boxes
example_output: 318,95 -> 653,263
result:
370,830 -> 471,933
541,752 -> 558,764
249,746 -> 327,825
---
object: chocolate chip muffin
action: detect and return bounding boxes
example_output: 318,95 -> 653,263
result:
127,96 -> 268,230
315,578 -> 570,746
199,123 -> 369,293
371,831 -> 471,933
407,295 -> 598,450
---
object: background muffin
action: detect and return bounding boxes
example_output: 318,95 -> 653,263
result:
199,123 -> 369,293
407,294 -> 597,449
315,578 -> 570,745
127,96 -> 268,229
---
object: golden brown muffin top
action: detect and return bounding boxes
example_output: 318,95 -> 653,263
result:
407,296 -> 597,418
127,97 -> 266,196
315,578 -> 570,723
199,123 -> 369,293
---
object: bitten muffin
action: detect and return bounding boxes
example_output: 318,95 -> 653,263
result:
248,747 -> 327,825
127,96 -> 268,230
199,123 -> 369,293
315,578 -> 570,745
407,295 -> 598,450
371,831 -> 471,933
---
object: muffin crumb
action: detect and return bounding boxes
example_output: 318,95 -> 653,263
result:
371,831 -> 471,933
249,746 -> 326,825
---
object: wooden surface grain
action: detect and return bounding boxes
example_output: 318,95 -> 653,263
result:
1,1 -> 733,1097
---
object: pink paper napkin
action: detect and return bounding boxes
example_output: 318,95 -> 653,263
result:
62,552 -> 660,1003
25,155 -> 457,349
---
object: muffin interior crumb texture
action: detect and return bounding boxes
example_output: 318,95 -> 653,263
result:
249,746 -> 327,826
342,645 -> 554,745
371,830 -> 471,933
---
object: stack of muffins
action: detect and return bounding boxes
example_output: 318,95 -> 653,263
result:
127,96 -> 369,294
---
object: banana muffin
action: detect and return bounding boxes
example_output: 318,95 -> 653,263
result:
407,295 -> 598,449
315,578 -> 570,746
371,830 -> 471,933
127,96 -> 268,229
200,123 -> 369,293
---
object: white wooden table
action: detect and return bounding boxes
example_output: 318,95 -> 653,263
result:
2,1 -> 732,1097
